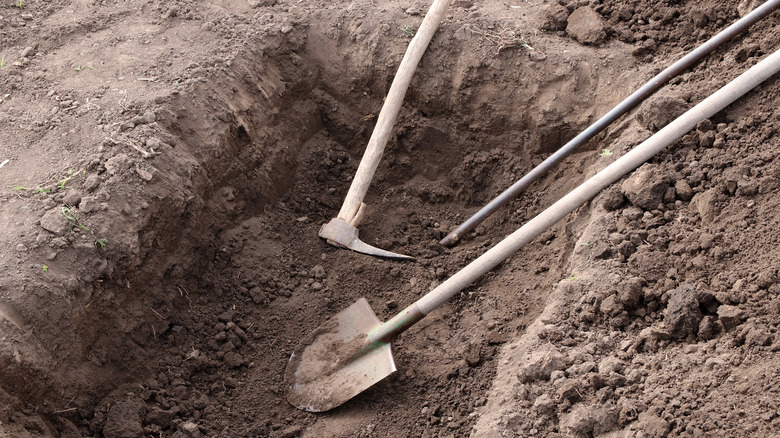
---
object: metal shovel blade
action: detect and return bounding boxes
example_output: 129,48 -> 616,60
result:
284,298 -> 396,412
319,218 -> 415,261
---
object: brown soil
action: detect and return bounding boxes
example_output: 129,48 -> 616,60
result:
1,0 -> 779,437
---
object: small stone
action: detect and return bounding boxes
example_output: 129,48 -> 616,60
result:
464,342 -> 482,367
249,287 -> 267,304
102,400 -> 144,438
62,190 -> 83,206
79,196 -> 100,213
20,46 -> 34,58
599,294 -> 622,316
717,305 -> 745,331
281,25 -> 293,34
16,243 -> 28,252
541,4 -> 569,31
452,0 -> 473,8
180,421 -> 202,438
621,165 -> 669,210
146,137 -> 163,149
745,324 -> 773,347
145,408 -> 176,427
40,207 -> 70,236
636,411 -> 670,438
104,154 -> 131,176
566,7 -> 606,45
637,95 -> 688,131
223,351 -> 244,368
519,344 -> 566,382
142,111 -> 156,124
84,174 -> 101,191
487,331 -> 508,344
136,167 -> 154,181
312,265 -> 326,279
533,393 -> 557,416
557,380 -> 582,403
311,282 -> 322,290
280,425 -> 302,438
601,187 -> 625,211
664,284 -> 703,339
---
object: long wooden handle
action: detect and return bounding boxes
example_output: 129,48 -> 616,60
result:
337,0 -> 452,225
414,48 -> 780,316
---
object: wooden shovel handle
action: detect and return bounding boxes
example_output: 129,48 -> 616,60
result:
337,0 -> 452,225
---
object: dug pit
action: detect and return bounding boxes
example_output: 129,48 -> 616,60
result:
1,1 -> 779,437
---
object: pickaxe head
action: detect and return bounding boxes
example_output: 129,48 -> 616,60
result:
318,218 -> 415,261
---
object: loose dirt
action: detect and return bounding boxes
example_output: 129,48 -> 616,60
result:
1,0 -> 779,437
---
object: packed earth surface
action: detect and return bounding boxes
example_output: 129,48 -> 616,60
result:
1,0 -> 779,436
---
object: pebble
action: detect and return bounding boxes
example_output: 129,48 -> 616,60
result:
40,207 -> 69,236
312,264 -> 326,279
223,351 -> 244,368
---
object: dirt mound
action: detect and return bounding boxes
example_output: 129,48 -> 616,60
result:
0,0 -> 779,437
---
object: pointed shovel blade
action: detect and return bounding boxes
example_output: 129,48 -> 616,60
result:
284,298 -> 396,412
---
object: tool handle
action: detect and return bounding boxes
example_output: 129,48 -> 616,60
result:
439,0 -> 780,247
417,48 -> 780,315
337,0 -> 452,225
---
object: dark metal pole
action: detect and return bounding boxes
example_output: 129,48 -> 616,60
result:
440,0 -> 780,247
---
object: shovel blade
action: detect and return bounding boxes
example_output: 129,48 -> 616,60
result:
284,298 -> 396,412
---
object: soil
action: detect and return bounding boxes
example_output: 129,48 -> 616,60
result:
1,0 -> 779,437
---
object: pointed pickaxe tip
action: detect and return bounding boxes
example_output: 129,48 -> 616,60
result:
319,218 -> 415,261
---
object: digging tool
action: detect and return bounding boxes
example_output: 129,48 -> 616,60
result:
440,0 -> 780,247
319,0 -> 452,261
286,47 -> 780,412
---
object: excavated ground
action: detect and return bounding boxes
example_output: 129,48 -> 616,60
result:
0,0 -> 779,437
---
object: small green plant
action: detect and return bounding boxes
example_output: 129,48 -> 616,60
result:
56,169 -> 75,190
580,242 -> 589,247
61,206 -> 90,231
42,265 -> 48,272
60,206 -> 108,250
401,26 -> 416,37
74,65 -> 84,71
0,54 -> 5,68
599,148 -> 613,156
18,0 -> 23,10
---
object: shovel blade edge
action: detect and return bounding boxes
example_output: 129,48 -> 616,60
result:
285,298 -> 396,412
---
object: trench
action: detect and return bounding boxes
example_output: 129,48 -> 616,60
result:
3,19 -> 636,437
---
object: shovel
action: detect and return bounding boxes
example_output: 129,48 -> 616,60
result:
286,48 -> 780,412
319,0 -> 451,261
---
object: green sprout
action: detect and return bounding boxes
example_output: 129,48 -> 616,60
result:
599,149 -> 613,156
401,26 -> 416,38
94,238 -> 108,249
56,169 -> 76,189
18,0 -> 23,10
1,54 -> 5,68
42,265 -> 48,272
